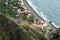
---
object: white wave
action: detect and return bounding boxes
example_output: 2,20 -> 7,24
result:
51,22 -> 59,28
26,0 -> 58,28
26,0 -> 39,14
40,12 -> 48,21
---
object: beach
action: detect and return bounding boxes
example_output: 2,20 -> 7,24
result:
23,0 -> 57,30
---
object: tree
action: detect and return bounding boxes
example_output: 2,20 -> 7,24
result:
28,16 -> 34,24
21,13 -> 27,20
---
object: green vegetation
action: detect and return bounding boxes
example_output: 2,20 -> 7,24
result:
48,28 -> 60,40
21,13 -> 27,20
0,14 -> 48,40
0,0 -> 24,18
27,16 -> 34,24
0,0 -> 59,40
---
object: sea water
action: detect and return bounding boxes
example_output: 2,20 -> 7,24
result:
26,0 -> 60,28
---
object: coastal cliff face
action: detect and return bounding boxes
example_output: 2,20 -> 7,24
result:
0,14 -> 47,40
48,28 -> 60,40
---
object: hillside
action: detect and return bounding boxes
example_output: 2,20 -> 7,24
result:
48,28 -> 60,40
0,14 -> 48,40
0,0 -> 58,40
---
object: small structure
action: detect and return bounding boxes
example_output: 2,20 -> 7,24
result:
27,10 -> 31,13
39,20 -> 44,26
17,9 -> 22,15
18,2 -> 21,4
21,0 -> 25,6
16,14 -> 19,17
23,6 -> 27,10
24,9 -> 28,13
43,22 -> 49,27
33,19 -> 37,24
27,14 -> 32,18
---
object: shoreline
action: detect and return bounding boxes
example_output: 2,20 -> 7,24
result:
24,0 -> 57,30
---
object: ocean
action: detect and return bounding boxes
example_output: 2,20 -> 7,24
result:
26,0 -> 60,28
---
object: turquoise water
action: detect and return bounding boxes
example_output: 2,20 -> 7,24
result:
26,0 -> 60,28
